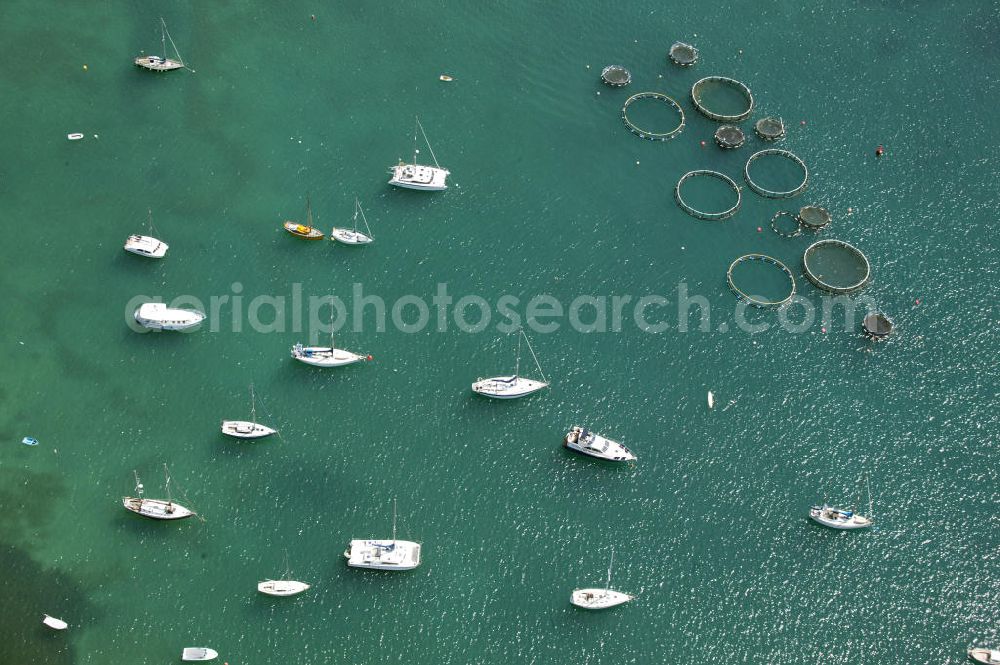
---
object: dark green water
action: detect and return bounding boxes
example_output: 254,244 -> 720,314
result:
1,1 -> 998,664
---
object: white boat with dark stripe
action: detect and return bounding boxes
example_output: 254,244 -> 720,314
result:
291,341 -> 365,367
472,329 -> 549,399
134,302 -> 205,331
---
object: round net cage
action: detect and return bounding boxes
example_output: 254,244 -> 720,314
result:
862,311 -> 894,340
726,254 -> 797,308
744,149 -> 809,199
797,205 -> 832,231
802,240 -> 871,294
714,125 -> 746,149
770,211 -> 801,238
668,42 -> 699,66
621,92 -> 685,141
691,76 -> 754,122
754,116 -> 785,141
674,170 -> 742,220
601,65 -> 631,87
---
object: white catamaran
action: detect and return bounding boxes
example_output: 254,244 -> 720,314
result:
809,473 -> 874,530
571,547 -> 634,610
388,117 -> 449,191
344,499 -> 421,571
134,18 -> 189,72
472,329 -> 549,399
122,465 -> 195,520
221,384 -> 277,439
124,208 -> 169,258
330,198 -> 374,245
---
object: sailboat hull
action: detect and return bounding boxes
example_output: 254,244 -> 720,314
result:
258,580 -> 311,596
122,496 -> 194,520
291,345 -> 364,367
571,589 -> 633,609
221,420 -> 276,439
808,506 -> 872,530
472,376 -> 548,399
330,228 -> 373,245
134,56 -> 184,71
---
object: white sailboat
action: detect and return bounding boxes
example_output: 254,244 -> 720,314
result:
571,547 -> 634,610
134,302 -> 205,331
181,647 -> 218,661
124,208 -> 169,258
42,615 -> 68,630
564,426 -> 636,462
221,384 -> 277,439
134,18 -> 189,72
388,117 -> 449,191
345,498 -> 421,571
809,473 -> 874,530
258,552 -> 310,596
122,465 -> 195,520
472,329 -> 549,399
330,198 -> 374,245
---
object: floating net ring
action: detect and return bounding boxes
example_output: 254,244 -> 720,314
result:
691,76 -> 754,122
714,125 -> 745,149
621,92 -> 685,141
668,42 -> 699,66
601,65 -> 631,87
797,205 -> 831,231
674,170 -> 742,220
755,116 -> 785,141
802,239 -> 871,294
862,311 -> 894,340
744,149 -> 809,199
726,254 -> 796,308
770,211 -> 801,238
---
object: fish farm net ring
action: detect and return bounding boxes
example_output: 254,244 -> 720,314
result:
691,76 -> 754,122
770,211 -> 801,238
802,239 -> 871,294
669,42 -> 699,66
726,254 -> 796,308
714,125 -> 745,149
798,205 -> 831,231
755,116 -> 785,141
674,170 -> 742,220
621,92 -> 685,141
601,65 -> 631,87
744,149 -> 809,199
862,311 -> 894,340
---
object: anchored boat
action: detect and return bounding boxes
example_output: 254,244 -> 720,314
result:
330,198 -> 374,245
124,209 -> 168,258
388,117 -> 449,191
134,18 -> 188,72
283,195 -> 324,240
181,647 -> 218,661
133,302 -> 205,331
564,426 -> 636,462
259,552 -> 310,596
571,547 -> 633,610
809,473 -> 874,530
42,614 -> 68,630
969,648 -> 1000,664
472,329 -> 548,399
221,384 -> 276,439
122,465 -> 195,520
345,499 -> 421,571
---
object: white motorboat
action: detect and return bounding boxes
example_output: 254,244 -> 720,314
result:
564,426 -> 636,462
388,117 -> 449,191
124,209 -> 168,258
122,466 -> 195,520
258,579 -> 310,596
345,499 -> 421,571
969,648 -> 1000,664
810,473 -> 874,530
221,385 -> 276,439
472,329 -> 549,399
571,548 -> 633,610
134,302 -> 205,331
42,614 -> 68,630
291,342 -> 365,367
135,19 -> 188,72
181,647 -> 218,661
330,198 -> 374,245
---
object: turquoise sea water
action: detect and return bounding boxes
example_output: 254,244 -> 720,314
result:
1,1 -> 998,664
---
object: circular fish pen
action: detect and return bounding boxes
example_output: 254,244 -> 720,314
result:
755,116 -> 786,141
798,205 -> 832,231
770,211 -> 802,238
726,254 -> 796,308
802,240 -> 871,294
668,42 -> 699,66
601,65 -> 631,87
674,170 -> 742,220
714,125 -> 746,149
691,76 -> 754,122
621,92 -> 685,141
862,311 -> 894,341
744,149 -> 809,199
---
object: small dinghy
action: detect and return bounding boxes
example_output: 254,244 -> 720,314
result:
22,436 -> 39,446
707,391 -> 715,409
969,648 -> 1000,664
221,385 -> 276,439
330,198 -> 374,245
564,426 -> 636,462
42,614 -> 68,630
67,133 -> 84,141
439,74 -> 453,82
283,195 -> 324,239
181,647 -> 218,661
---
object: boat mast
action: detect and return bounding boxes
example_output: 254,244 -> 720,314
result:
411,117 -> 419,165
161,18 -> 187,69
160,18 -> 167,60
416,117 -> 442,168
522,329 -> 548,384
606,547 -> 615,590
392,498 -> 397,544
352,198 -> 359,233
514,332 -> 521,378
306,194 -> 313,229
249,384 -> 257,422
134,470 -> 144,508
867,472 -> 873,520
163,463 -> 173,509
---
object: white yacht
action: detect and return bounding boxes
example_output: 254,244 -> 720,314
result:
571,548 -> 633,610
134,302 -> 205,331
345,499 -> 421,571
564,426 -> 636,462
124,209 -> 168,258
122,467 -> 195,520
258,580 -> 310,597
291,342 -> 365,367
330,198 -> 374,245
969,648 -> 1000,664
388,117 -> 449,191
221,385 -> 276,439
181,647 -> 218,661
810,473 -> 874,530
472,329 -> 549,399
42,615 -> 68,630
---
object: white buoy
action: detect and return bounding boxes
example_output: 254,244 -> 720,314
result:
707,391 -> 715,409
